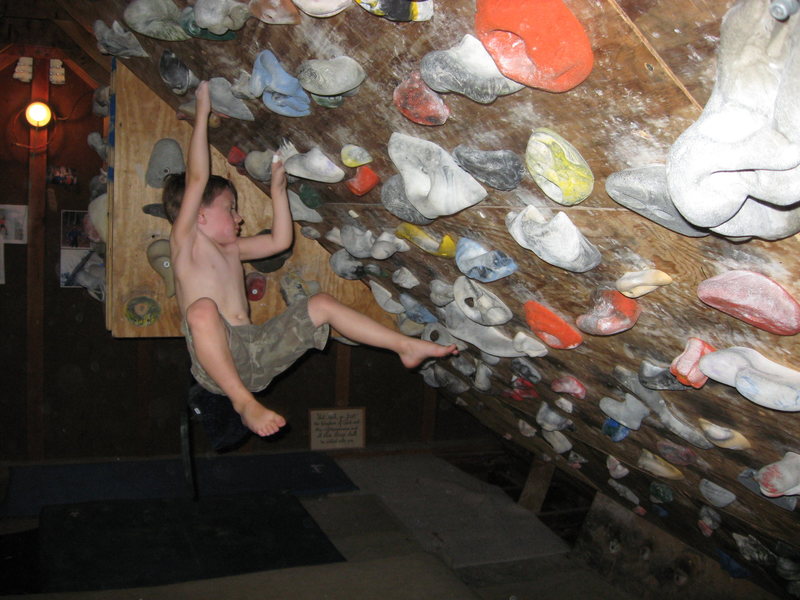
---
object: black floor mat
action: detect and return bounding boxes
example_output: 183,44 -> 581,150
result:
1,451 -> 357,518
36,492 -> 344,593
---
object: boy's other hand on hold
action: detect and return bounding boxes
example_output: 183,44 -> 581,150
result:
271,153 -> 286,190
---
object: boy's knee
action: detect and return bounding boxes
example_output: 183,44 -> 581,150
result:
186,297 -> 221,328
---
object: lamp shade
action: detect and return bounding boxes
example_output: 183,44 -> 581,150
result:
25,101 -> 52,127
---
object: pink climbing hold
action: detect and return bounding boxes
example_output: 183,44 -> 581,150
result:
697,270 -> 800,335
670,337 -> 716,388
576,289 -> 641,335
503,376 -> 540,402
550,374 -> 587,399
474,0 -> 594,92
393,70 -> 450,126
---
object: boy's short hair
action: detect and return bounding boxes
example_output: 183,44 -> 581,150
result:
162,173 -> 238,224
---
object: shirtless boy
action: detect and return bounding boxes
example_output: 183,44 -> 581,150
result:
164,81 -> 457,437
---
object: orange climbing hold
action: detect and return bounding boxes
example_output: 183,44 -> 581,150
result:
475,0 -> 593,92
345,165 -> 381,196
670,337 -> 716,388
576,289 -> 641,335
524,300 -> 582,349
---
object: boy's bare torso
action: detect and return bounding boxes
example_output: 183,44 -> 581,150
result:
173,231 -> 251,326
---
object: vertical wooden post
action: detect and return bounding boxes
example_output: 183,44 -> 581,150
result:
334,342 -> 351,407
26,56 -> 49,459
518,459 -> 556,514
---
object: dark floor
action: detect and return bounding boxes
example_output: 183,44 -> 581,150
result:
0,446 -> 639,600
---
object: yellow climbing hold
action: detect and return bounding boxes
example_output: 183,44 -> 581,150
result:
395,223 -> 457,258
525,127 -> 593,206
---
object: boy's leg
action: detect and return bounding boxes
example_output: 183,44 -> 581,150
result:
306,293 -> 457,368
185,298 -> 285,436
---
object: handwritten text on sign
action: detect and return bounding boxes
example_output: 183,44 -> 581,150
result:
309,408 -> 365,450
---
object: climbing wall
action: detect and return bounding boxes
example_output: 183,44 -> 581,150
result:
58,0 -> 799,596
106,61 -> 393,336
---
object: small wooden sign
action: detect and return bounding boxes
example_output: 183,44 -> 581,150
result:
309,408 -> 365,450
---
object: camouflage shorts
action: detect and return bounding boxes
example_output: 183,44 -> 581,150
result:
182,295 -> 329,395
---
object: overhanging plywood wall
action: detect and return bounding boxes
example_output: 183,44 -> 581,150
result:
107,62 -> 392,337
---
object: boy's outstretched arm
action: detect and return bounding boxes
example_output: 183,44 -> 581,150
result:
172,81 -> 211,243
238,156 -> 294,260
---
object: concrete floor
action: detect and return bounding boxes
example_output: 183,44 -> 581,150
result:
0,453 -> 637,599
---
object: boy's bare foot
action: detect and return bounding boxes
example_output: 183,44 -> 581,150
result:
238,400 -> 286,437
400,338 -> 458,369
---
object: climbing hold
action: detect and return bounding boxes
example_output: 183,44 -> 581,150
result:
506,206 -> 600,272
518,418 -> 537,438
511,357 -> 542,383
369,281 -> 405,314
292,0 -> 351,17
146,239 -> 175,297
455,237 -> 517,282
93,20 -> 149,58
513,331 -> 549,358
380,175 -> 434,225
453,276 -> 513,326
346,165 -> 381,196
605,165 -> 709,237
393,70 -> 450,126
370,231 -> 409,260
208,77 -> 254,121
244,149 -> 275,182
576,289 -> 640,335
249,50 -> 311,117
523,300 -> 582,350
193,0 -> 250,35
341,144 -> 373,167
755,452 -> 800,497
429,279 -> 455,307
670,337 -> 716,388
452,145 -> 524,191
146,138 -> 185,188
392,267 -> 419,289
638,449 -> 685,480
329,249 -> 365,280
284,145 -> 345,183
525,128 -> 593,205
542,430 -> 572,454
536,402 -> 572,431
245,271 -> 266,301
601,418 -> 630,442
395,223 -> 456,258
340,225 -> 376,259
123,0 -> 189,41
420,33 -> 524,104
697,270 -> 800,335
697,418 -> 751,450
249,0 -> 300,24
699,479 -> 737,508
608,479 -> 639,505
599,393 -> 649,430
297,56 -> 366,96
699,346 -> 800,412
607,455 -> 630,479
615,269 -> 673,298
474,0 -> 593,92
354,0 -> 433,21
550,375 -> 586,399
399,293 -> 437,324
388,132 -> 487,219
638,358 -> 690,391
288,190 -> 322,223
158,49 -> 200,96
657,439 -> 709,469
443,302 -> 523,358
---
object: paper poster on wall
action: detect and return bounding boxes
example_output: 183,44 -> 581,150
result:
309,408 -> 365,450
0,204 -> 28,244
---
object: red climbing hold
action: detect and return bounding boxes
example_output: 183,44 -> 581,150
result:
524,300 -> 582,349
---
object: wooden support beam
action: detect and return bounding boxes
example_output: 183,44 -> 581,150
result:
334,343 -> 351,408
26,57 -> 49,459
517,458 -> 557,515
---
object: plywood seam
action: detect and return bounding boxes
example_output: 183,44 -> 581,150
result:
605,0 -> 703,112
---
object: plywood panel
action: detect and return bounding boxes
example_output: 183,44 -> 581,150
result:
108,63 -> 391,337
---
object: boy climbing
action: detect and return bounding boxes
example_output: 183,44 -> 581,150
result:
164,81 -> 457,437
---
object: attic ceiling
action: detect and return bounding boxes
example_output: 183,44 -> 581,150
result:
15,0 -> 800,596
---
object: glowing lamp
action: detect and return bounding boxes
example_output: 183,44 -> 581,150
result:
25,102 -> 52,127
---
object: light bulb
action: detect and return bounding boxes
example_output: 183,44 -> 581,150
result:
25,102 -> 52,127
